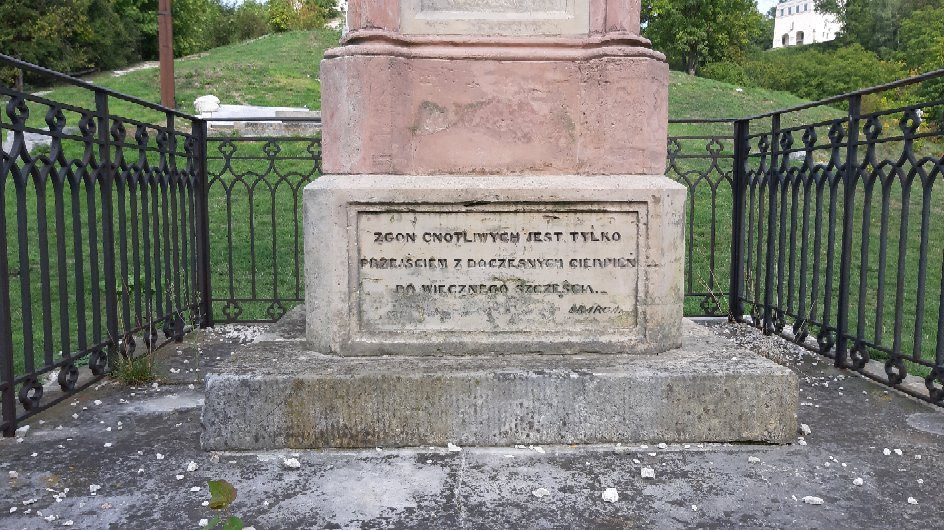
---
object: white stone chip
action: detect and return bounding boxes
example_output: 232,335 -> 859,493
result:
641,467 -> 656,479
89,484 -> 101,495
186,461 -> 198,472
282,458 -> 301,469
176,475 -> 184,481
156,453 -> 165,460
657,443 -> 668,449
189,487 -> 201,492
908,497 -> 918,505
9,507 -> 17,513
531,446 -> 546,454
532,488 -> 550,498
15,425 -> 29,436
93,400 -> 102,406
853,477 -> 864,486
893,448 -> 903,456
447,443 -> 462,452
62,521 -> 74,527
103,443 -> 112,448
800,424 -> 812,436
802,496 -> 824,505
198,519 -> 209,527
8,471 -> 18,479
883,448 -> 891,456
602,488 -> 619,503
748,456 -> 760,464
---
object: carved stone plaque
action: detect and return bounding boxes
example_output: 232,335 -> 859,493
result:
353,205 -> 641,333
400,0 -> 591,36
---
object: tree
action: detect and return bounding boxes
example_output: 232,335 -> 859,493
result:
815,0 -> 944,57
642,0 -> 767,75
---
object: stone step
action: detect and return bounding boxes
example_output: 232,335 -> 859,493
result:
201,320 -> 798,450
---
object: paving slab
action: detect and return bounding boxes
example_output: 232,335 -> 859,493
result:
1,317 -> 941,529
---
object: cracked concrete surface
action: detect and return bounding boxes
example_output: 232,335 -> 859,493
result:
1,316 -> 942,529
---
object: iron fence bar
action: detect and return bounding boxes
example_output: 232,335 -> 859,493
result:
192,119 -> 213,327
763,113 -> 782,334
729,119 -> 749,321
835,94 -> 862,368
95,91 -> 120,367
0,166 -> 14,437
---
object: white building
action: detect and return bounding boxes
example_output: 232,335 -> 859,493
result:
772,0 -> 841,48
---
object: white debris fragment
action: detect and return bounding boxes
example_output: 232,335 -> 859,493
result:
800,424 -> 812,436
883,448 -> 891,456
853,477 -> 864,486
282,458 -> 301,469
531,446 -> 546,454
176,475 -> 184,481
641,467 -> 656,479
908,497 -> 918,505
917,479 -> 924,484
8,471 -> 18,479
914,455 -> 922,460
201,501 -> 209,507
748,456 -> 760,464
89,484 -> 101,495
156,453 -> 165,460
62,521 -> 74,527
44,515 -> 56,522
893,449 -> 903,456
692,505 -> 698,511
93,400 -> 102,406
447,443 -> 462,452
199,519 -> 209,527
657,443 -> 668,449
802,496 -> 824,505
189,487 -> 201,492
532,488 -> 550,498
602,488 -> 619,503
22,499 -> 37,505
186,461 -> 198,472
15,425 -> 29,437
169,368 -> 181,374
103,443 -> 112,448
209,454 -> 220,464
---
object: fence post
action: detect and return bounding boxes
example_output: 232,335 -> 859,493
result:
729,119 -> 749,322
835,95 -> 862,367
95,90 -> 120,368
192,119 -> 213,328
0,170 -> 15,436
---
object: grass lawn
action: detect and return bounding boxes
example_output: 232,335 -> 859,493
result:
3,30 -> 943,386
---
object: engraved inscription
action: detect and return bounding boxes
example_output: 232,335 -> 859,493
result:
421,0 -> 570,13
355,208 -> 640,333
401,0 -> 590,36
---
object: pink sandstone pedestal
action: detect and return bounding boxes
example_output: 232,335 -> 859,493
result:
308,0 -> 685,356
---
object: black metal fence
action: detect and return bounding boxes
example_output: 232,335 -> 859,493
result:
1,53 -> 943,435
0,56 -> 212,436
730,72 -> 944,404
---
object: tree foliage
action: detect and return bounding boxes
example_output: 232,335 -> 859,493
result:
1,0 -> 342,86
642,0 -> 767,75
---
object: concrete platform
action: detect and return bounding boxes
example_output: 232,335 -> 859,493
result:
201,318 -> 798,450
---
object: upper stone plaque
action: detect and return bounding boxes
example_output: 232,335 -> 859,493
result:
400,0 -> 591,36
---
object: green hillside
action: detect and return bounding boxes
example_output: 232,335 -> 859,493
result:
25,29 -> 837,124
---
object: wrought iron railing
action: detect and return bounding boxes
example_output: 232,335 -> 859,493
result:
0,55 -> 212,436
730,71 -> 944,404
1,53 -> 942,436
204,117 -> 322,323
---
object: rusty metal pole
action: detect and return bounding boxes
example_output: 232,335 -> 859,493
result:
158,0 -> 175,108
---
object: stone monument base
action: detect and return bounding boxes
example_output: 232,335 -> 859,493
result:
201,317 -> 799,450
